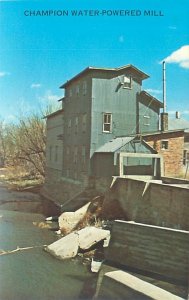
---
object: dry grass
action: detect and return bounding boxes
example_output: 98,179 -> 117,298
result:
71,195 -> 128,233
0,166 -> 43,192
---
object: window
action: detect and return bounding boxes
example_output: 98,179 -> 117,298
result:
68,119 -> 72,135
183,150 -> 189,165
76,85 -> 80,96
82,114 -> 87,133
75,116 -> 79,134
103,113 -> 112,133
74,146 -> 78,164
123,75 -> 132,89
161,140 -> 168,150
66,146 -> 70,156
49,146 -> 52,161
143,115 -> 150,126
82,146 -> 86,165
83,81 -> 87,95
69,88 -> 72,97
55,145 -> 58,162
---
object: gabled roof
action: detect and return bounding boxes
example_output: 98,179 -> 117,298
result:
168,117 -> 189,131
60,64 -> 149,88
139,90 -> 164,108
44,109 -> 64,119
95,137 -> 135,153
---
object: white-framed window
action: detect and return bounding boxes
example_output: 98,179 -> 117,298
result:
161,140 -> 169,150
103,113 -> 112,133
83,81 -> 87,95
123,75 -> 132,89
75,116 -> 79,134
82,114 -> 87,133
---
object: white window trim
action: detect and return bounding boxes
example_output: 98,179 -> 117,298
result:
123,75 -> 132,89
103,113 -> 112,133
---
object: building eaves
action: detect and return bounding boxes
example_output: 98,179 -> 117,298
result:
58,97 -> 65,102
142,129 -> 185,137
95,136 -> 135,153
60,64 -> 149,89
44,109 -> 64,119
140,90 -> 164,108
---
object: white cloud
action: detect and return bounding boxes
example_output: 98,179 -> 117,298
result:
168,110 -> 189,116
182,110 -> 189,115
161,45 -> 189,69
39,90 -> 60,102
180,61 -> 189,69
38,90 -> 62,112
145,88 -> 162,95
31,83 -> 42,88
168,110 -> 176,115
0,71 -> 10,77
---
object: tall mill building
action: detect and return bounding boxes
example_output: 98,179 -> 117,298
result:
43,64 -> 189,207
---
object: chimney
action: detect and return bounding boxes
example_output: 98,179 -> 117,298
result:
176,111 -> 181,119
161,112 -> 168,131
160,61 -> 168,131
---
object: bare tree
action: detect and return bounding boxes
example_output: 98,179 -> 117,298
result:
0,115 -> 46,178
0,101 -> 61,178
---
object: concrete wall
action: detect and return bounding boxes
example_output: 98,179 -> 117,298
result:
96,270 -> 184,300
106,177 -> 189,230
105,221 -> 189,284
42,167 -> 88,206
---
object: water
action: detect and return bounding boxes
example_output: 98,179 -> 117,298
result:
0,209 -> 96,300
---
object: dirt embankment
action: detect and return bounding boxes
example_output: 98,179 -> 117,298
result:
0,168 -> 57,216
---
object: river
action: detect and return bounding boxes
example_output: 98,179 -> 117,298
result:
0,183 -> 96,300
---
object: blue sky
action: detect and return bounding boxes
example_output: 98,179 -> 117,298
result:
0,0 -> 189,123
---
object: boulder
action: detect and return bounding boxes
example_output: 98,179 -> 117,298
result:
46,232 -> 79,259
78,226 -> 110,250
58,202 -> 91,234
46,226 -> 110,260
